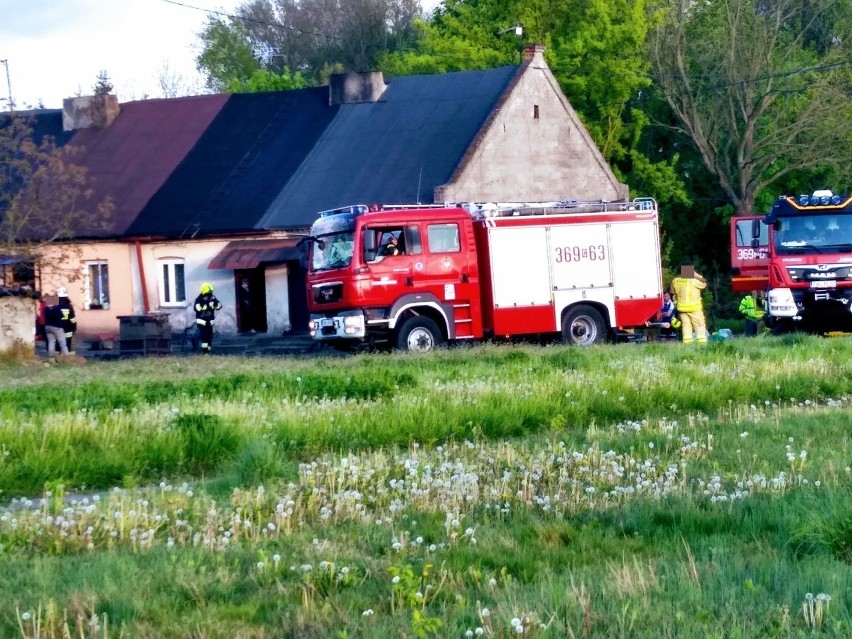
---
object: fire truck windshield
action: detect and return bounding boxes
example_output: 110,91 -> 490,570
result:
773,214 -> 852,254
311,231 -> 354,271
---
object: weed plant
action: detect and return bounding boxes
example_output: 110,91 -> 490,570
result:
0,336 -> 850,637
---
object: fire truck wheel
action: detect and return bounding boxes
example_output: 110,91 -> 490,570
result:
562,305 -> 606,346
396,316 -> 444,353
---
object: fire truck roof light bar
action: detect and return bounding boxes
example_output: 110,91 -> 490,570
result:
764,191 -> 852,223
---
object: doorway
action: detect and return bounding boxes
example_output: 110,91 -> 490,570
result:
235,268 -> 267,333
286,260 -> 309,333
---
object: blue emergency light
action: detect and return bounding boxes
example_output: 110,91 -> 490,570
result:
319,205 -> 368,218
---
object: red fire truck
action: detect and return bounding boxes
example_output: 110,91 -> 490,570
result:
731,190 -> 852,333
306,199 -> 663,351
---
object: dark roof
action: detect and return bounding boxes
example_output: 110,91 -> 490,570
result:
0,110 -> 74,219
26,109 -> 75,147
70,94 -> 229,236
126,88 -> 337,238
258,66 -> 517,230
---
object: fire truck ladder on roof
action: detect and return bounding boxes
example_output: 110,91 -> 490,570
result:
378,198 -> 657,218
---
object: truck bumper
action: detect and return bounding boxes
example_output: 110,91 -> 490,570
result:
768,287 -> 852,331
309,310 -> 366,341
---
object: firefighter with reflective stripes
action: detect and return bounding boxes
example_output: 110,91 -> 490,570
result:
57,286 -> 77,354
194,283 -> 222,354
739,290 -> 766,337
671,265 -> 707,344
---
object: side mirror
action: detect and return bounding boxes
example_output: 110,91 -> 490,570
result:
751,219 -> 761,240
364,230 -> 377,262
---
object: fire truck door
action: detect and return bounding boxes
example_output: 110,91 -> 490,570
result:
410,221 -> 478,338
731,216 -> 769,292
360,226 -> 414,308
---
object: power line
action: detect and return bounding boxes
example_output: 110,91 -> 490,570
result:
159,0 -> 342,41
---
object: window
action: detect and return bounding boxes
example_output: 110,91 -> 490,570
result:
85,261 -> 109,309
365,225 -> 422,262
533,104 -> 539,119
735,219 -> 768,247
159,259 -> 186,306
427,223 -> 460,253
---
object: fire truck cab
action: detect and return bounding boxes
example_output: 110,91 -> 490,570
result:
307,199 -> 663,351
731,191 -> 852,333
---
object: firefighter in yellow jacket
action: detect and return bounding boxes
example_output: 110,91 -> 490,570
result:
194,283 -> 223,354
670,265 -> 707,344
739,290 -> 766,336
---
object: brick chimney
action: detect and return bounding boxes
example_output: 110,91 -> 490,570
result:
522,43 -> 547,64
329,72 -> 387,106
62,94 -> 120,131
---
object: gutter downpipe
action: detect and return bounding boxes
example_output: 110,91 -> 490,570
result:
135,240 -> 150,314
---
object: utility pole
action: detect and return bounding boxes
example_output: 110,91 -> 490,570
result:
0,59 -> 13,112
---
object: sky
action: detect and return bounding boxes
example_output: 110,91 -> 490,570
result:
0,0 -> 443,111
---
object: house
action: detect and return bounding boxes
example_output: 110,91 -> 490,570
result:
11,44 -> 627,341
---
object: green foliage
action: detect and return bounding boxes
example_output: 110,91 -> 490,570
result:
227,68 -> 310,93
195,17 -> 260,91
173,413 -> 242,475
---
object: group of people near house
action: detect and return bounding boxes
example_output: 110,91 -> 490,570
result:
34,282 -> 224,357
652,264 -> 765,343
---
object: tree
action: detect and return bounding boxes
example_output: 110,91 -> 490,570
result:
0,114 -> 114,284
227,68 -> 310,93
196,16 -> 261,91
157,62 -> 202,98
649,0 -> 852,216
381,0 -> 689,207
92,70 -> 114,95
195,0 -> 424,89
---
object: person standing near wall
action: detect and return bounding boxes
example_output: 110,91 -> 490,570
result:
194,283 -> 223,354
56,287 -> 77,354
238,278 -> 255,334
671,265 -> 708,344
44,296 -> 69,356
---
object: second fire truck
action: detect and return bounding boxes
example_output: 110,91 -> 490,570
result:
731,190 -> 852,333
306,198 -> 664,351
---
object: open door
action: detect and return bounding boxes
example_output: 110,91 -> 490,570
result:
235,268 -> 268,333
731,216 -> 770,292
286,260 -> 309,333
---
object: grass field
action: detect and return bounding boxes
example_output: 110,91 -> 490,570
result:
0,335 -> 850,638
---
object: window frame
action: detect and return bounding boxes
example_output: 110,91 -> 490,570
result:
84,260 -> 110,310
426,223 -> 461,254
159,258 -> 187,307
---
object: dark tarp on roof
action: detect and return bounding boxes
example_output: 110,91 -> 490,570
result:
258,66 -> 517,230
208,238 -> 302,270
127,88 -> 338,238
70,94 -> 229,236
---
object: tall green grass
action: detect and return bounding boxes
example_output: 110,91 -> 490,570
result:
0,338 -> 850,638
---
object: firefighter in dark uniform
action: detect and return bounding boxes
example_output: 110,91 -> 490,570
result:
56,286 -> 77,354
383,235 -> 400,256
194,283 -> 223,354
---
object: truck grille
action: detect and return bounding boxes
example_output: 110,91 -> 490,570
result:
313,283 -> 343,304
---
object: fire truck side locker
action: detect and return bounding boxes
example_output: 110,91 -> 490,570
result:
474,212 -> 662,343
